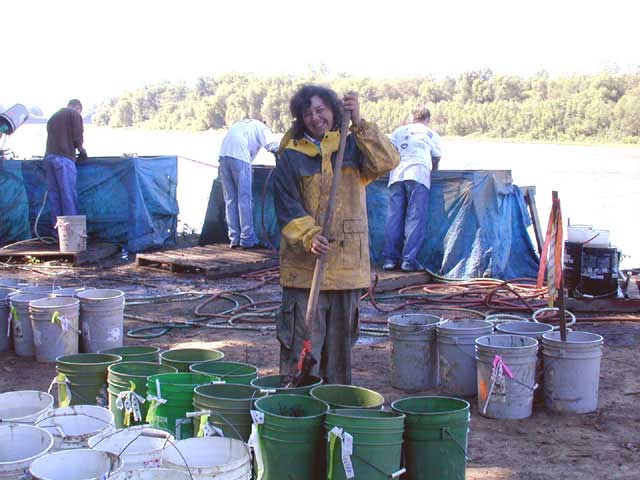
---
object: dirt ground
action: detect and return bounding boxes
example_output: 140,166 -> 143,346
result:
1,254 -> 639,479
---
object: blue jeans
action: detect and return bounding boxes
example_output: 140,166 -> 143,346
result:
219,156 -> 258,247
382,180 -> 430,267
44,154 -> 79,227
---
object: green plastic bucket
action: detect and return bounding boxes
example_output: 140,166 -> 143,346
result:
251,374 -> 323,396
189,360 -> 258,385
192,383 -> 264,441
145,372 -> 218,439
56,353 -> 122,407
391,396 -> 470,480
159,348 -> 224,372
255,394 -> 329,480
310,385 -> 384,410
99,346 -> 160,363
325,409 -> 406,480
107,361 -> 177,428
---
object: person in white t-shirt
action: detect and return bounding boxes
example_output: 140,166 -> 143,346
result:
382,105 -> 442,271
218,118 -> 279,249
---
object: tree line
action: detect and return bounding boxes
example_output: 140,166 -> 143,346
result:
92,70 -> 640,143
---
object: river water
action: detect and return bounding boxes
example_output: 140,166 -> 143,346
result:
7,125 -> 640,268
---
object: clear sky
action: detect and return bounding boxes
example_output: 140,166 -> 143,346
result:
3,0 -> 638,115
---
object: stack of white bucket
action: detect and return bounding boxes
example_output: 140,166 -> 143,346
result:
1,282 -> 125,362
388,313 -> 604,419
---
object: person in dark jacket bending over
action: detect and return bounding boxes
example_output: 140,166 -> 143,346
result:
273,85 -> 400,384
44,99 -> 87,229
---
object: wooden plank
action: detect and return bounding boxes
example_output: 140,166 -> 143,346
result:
372,269 -> 433,293
523,186 -> 544,255
0,240 -> 118,266
566,297 -> 640,314
136,243 -> 279,279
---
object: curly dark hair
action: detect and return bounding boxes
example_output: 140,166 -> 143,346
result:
289,84 -> 343,139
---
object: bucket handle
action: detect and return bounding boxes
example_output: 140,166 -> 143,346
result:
186,409 -> 253,457
451,338 -> 478,360
532,307 -> 576,331
104,429 -> 194,480
441,427 -> 472,462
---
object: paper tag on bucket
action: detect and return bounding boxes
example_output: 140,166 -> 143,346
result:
251,410 -> 264,425
340,431 -> 355,479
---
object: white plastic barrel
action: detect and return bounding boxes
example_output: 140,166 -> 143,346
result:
29,297 -> 80,363
36,405 -> 115,450
0,424 -> 54,479
162,437 -> 252,480
0,287 -> 17,352
29,448 -> 122,480
0,391 -> 54,424
542,331 -> 604,413
437,319 -> 494,396
388,314 -> 441,391
476,334 -> 539,419
76,289 -> 125,353
9,293 -> 49,356
88,426 -> 173,471
56,215 -> 87,253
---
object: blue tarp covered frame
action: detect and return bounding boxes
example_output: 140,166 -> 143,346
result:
200,166 -> 540,280
0,156 -> 178,253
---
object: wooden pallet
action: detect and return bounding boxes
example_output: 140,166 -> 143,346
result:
371,269 -> 432,292
136,244 -> 279,279
0,239 -> 119,266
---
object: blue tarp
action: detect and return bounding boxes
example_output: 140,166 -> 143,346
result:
200,167 -> 539,280
0,156 -> 178,253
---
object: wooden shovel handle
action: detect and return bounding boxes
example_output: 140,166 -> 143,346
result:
302,110 -> 353,338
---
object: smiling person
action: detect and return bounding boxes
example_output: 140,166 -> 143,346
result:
273,84 -> 400,384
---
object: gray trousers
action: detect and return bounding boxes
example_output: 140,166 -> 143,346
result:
277,288 -> 361,385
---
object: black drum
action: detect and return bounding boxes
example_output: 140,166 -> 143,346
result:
563,241 -> 582,297
578,247 -> 620,297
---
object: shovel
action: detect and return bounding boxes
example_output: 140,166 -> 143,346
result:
288,108 -> 352,387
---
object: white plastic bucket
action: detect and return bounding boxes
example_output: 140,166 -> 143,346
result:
48,287 -> 95,298
88,426 -> 173,472
162,437 -> 252,480
29,297 -> 80,363
0,391 -> 54,424
475,334 -> 539,419
36,405 -> 115,450
566,224 -> 594,243
9,293 -> 49,357
436,319 -> 494,396
110,468 -> 191,480
542,331 -> 604,413
388,314 -> 441,391
29,448 -> 122,480
76,289 -> 125,353
584,229 -> 610,248
0,278 -> 32,289
19,286 -> 63,295
0,424 -> 54,479
56,215 -> 86,254
0,287 -> 18,353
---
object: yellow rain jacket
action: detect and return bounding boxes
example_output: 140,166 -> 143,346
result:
273,120 -> 400,290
